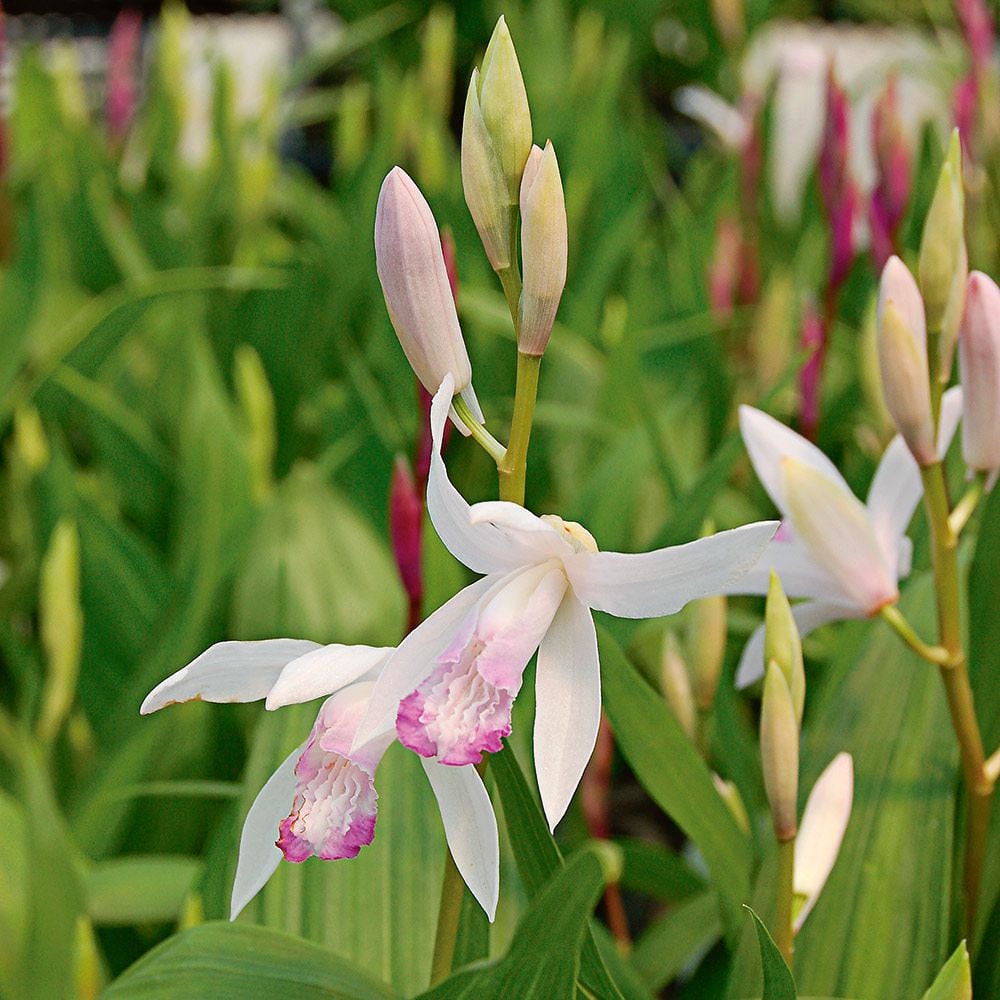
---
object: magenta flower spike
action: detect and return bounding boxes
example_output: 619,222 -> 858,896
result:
352,375 -> 778,830
106,9 -> 142,141
870,77 -> 911,271
819,68 -> 857,293
141,638 -> 500,920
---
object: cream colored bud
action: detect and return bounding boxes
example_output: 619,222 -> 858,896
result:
876,280 -> 935,466
461,70 -> 512,271
661,631 -> 696,741
918,130 -> 967,377
689,593 -> 727,712
518,141 -> 568,355
764,572 -> 805,726
478,16 -> 533,203
375,167 -> 474,397
761,661 -> 799,841
959,271 -> 1000,475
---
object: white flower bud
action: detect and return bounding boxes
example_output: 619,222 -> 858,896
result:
375,167 -> 474,398
518,141 -> 567,355
764,571 -> 805,726
959,271 -> 1000,475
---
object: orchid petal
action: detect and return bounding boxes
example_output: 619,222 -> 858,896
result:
717,532 -> 846,601
739,405 -> 852,516
427,376 -> 542,574
422,759 -> 500,921
533,592 -> 600,831
265,644 -> 393,710
230,745 -> 301,920
352,573 -> 502,751
566,521 -> 778,619
468,501 -> 574,559
141,639 -> 321,715
794,752 -> 853,932
867,387 -> 963,571
735,599 -> 860,688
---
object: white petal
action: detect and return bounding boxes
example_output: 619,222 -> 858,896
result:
140,639 -> 321,715
566,521 -> 778,619
533,593 -> 601,831
739,406 -> 852,516
230,746 -> 301,920
468,501 -> 573,559
351,573 -> 502,751
735,600 -> 860,689
794,752 -> 853,932
674,85 -> 749,149
717,532 -> 845,602
265,644 -> 393,710
421,759 -> 500,921
867,386 -> 964,570
427,376 -> 541,575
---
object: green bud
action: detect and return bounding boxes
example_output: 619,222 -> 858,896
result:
690,593 -> 728,712
73,915 -> 104,1000
461,16 -> 532,272
661,631 -> 696,741
37,520 -> 83,745
13,407 -> 50,473
713,773 -> 751,835
336,81 -> 371,174
420,5 -> 455,120
918,130 -> 967,378
761,660 -> 799,841
764,571 -> 805,725
234,346 -> 276,502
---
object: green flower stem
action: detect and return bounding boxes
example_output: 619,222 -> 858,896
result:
775,835 -> 795,968
453,395 -> 508,465
948,472 -> 988,536
497,205 -> 523,325
498,352 -> 541,505
921,461 -> 994,939
429,847 -> 466,985
880,605 -> 952,666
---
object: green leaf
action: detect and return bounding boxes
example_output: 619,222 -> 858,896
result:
618,836 -> 707,903
415,845 -> 611,1000
746,907 -> 797,1000
921,943 -> 971,1000
490,749 -> 641,1000
632,892 -> 723,992
85,856 -> 201,925
0,791 -> 28,1000
103,922 -> 395,1000
597,628 -> 751,927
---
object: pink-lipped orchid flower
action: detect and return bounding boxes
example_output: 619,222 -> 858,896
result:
351,374 -> 779,831
141,639 -> 499,920
730,388 -> 963,687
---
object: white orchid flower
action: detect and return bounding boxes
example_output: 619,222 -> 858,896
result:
141,639 -> 499,920
794,751 -> 854,933
730,387 -> 963,687
352,374 -> 779,831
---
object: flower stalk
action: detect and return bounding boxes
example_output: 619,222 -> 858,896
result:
921,459 -> 994,938
775,835 -> 796,967
498,351 -> 541,505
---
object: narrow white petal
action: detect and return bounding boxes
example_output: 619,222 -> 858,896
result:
533,593 -> 601,831
739,406 -> 852,515
265,644 -> 393,710
230,746 -> 301,920
794,752 -> 853,932
735,600 -> 860,689
717,532 -> 844,601
422,759 -> 500,921
351,573 -> 502,751
140,639 -> 321,715
427,376 -> 540,574
566,521 -> 778,619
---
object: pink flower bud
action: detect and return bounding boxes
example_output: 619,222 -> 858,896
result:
390,456 -> 423,632
798,299 -> 825,442
375,167 -> 474,398
819,69 -> 857,292
870,77 -> 911,271
107,10 -> 142,141
959,271 -> 1000,474
956,0 -> 996,74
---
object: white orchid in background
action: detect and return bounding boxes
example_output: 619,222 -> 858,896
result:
351,374 -> 779,831
729,388 -> 962,687
141,639 -> 499,919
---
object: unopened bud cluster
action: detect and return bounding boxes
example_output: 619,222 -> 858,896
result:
374,16 -> 569,414
876,129 -> 1000,484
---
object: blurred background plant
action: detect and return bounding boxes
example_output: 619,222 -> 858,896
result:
0,1 -> 998,998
